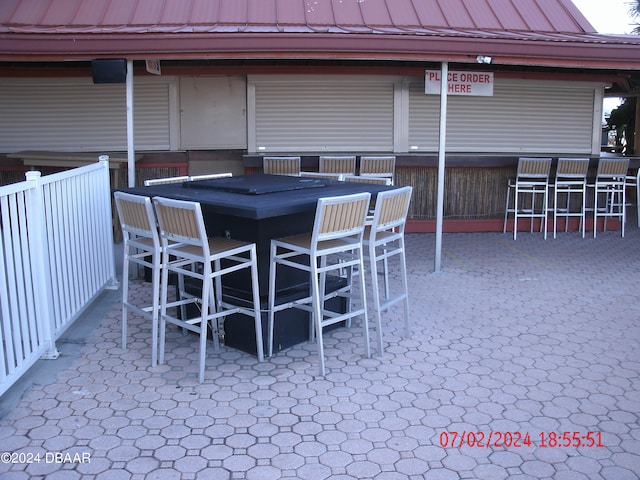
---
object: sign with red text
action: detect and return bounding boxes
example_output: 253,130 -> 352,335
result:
425,70 -> 494,96
145,60 -> 161,75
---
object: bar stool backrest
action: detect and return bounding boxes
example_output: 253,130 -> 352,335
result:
189,173 -> 233,181
153,197 -> 209,255
343,175 -> 392,185
359,156 -> 396,183
113,191 -> 159,245
300,172 -> 344,181
556,158 -> 590,179
319,155 -> 357,175
263,156 -> 301,175
516,157 -> 552,180
596,158 -> 629,179
314,192 -> 371,243
371,186 -> 413,233
144,176 -> 190,186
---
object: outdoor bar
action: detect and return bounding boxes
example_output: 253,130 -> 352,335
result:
1,0 -> 639,235
1,0 -> 640,478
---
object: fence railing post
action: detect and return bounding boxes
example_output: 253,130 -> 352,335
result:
24,170 -> 59,359
99,156 -> 119,290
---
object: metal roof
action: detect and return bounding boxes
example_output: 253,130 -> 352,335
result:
0,0 -> 598,34
0,0 -> 639,72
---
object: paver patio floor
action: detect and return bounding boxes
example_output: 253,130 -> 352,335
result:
1,230 -> 639,479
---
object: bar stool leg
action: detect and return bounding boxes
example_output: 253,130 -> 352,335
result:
121,242 -> 130,353
514,186 -> 519,240
150,251 -> 161,367
249,246 -> 264,362
310,260 -> 326,376
369,242 -> 384,356
503,182 -> 511,234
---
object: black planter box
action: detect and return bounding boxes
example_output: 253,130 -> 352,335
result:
182,277 -> 347,356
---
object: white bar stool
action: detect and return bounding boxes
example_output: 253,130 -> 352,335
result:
503,157 -> 552,240
363,186 -> 413,354
153,196 -> 264,383
267,192 -> 371,376
113,191 -> 162,367
553,158 -> 590,238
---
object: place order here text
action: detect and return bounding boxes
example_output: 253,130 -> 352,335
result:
426,71 -> 492,94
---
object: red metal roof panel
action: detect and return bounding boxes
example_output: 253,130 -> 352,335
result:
484,0 -> 527,30
100,0 -> 136,25
4,0 -> 46,24
277,0 -> 307,26
359,0 -> 393,27
69,0 -> 108,26
561,0 -> 597,33
513,0 -> 554,31
334,0 -> 366,27
463,0 -> 504,30
218,0 -> 248,26
304,0 -> 336,27
157,0 -> 192,25
189,0 -> 221,25
386,0 -> 421,27
40,0 -> 80,26
537,0 -> 580,32
438,0 -> 477,29
247,0 -> 277,26
0,0 -> 19,22
410,0 -> 449,28
131,0 -> 165,26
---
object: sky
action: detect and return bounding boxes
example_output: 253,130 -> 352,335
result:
572,0 -> 636,34
571,0 -> 637,113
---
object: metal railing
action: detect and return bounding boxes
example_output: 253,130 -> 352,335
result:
0,160 -> 116,396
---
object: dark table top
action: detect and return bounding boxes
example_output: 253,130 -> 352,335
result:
121,174 -> 396,220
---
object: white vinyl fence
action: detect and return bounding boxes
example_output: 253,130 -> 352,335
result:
0,160 -> 117,396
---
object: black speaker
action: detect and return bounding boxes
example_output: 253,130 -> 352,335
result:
91,59 -> 127,84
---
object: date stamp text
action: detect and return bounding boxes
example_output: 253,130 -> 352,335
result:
439,431 -> 604,449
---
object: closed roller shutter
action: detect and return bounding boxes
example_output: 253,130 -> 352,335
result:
252,76 -> 394,152
409,78 -> 598,154
0,79 -> 172,152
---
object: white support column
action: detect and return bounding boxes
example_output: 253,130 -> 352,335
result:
592,87 -> 605,156
434,61 -> 448,273
126,59 -> 135,187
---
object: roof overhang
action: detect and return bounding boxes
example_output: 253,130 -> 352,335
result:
1,28 -> 640,95
2,29 -> 640,68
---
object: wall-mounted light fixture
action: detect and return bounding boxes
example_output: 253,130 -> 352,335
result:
476,55 -> 492,64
